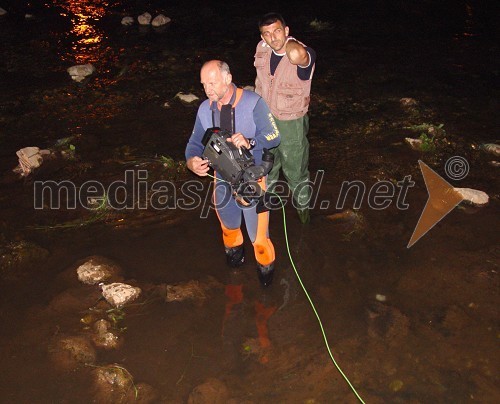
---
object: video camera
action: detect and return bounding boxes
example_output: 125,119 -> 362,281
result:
201,127 -> 274,207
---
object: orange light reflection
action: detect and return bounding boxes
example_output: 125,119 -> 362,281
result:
53,0 -> 109,64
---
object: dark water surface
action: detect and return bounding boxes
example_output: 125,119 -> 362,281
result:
1,0 -> 499,402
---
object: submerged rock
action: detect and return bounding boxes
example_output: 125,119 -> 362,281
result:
121,16 -> 134,26
188,378 -> 230,404
93,364 -> 135,402
76,256 -> 122,285
101,283 -> 141,308
454,187 -> 489,207
50,335 -> 96,370
138,12 -> 151,25
165,276 -> 222,302
152,14 -> 171,27
366,302 -> 410,344
91,319 -> 122,350
176,92 -> 199,104
67,64 -> 96,82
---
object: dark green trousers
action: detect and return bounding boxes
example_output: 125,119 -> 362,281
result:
268,114 -> 311,210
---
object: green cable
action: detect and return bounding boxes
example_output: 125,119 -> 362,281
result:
206,174 -> 365,403
271,192 -> 365,403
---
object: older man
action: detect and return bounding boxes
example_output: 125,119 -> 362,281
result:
186,60 -> 280,286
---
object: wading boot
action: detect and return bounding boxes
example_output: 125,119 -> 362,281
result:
297,208 -> 310,225
256,262 -> 275,287
225,245 -> 245,268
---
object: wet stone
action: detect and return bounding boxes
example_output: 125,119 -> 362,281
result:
188,378 -> 230,404
455,188 -> 489,207
101,282 -> 141,308
76,256 -> 122,285
91,319 -> 122,350
93,364 -> 135,403
121,16 -> 133,26
138,12 -> 151,25
176,92 -> 199,104
480,143 -> 500,157
67,64 -> 96,82
152,14 -> 171,27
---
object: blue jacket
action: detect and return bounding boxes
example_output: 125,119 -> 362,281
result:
185,85 -> 280,165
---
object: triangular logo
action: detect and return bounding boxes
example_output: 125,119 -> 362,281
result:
407,161 -> 465,248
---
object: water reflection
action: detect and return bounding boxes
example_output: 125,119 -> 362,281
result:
51,0 -> 108,64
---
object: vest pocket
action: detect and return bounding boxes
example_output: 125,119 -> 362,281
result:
254,53 -> 266,69
276,87 -> 304,111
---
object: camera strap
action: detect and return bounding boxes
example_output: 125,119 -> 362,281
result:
220,104 -> 234,133
210,88 -> 244,133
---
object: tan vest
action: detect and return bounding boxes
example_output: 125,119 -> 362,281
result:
254,38 -> 314,121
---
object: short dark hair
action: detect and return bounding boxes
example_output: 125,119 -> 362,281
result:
258,12 -> 286,29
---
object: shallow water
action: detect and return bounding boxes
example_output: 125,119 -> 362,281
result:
0,0 -> 499,402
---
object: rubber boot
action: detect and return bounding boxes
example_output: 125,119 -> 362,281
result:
256,262 -> 275,287
225,245 -> 245,268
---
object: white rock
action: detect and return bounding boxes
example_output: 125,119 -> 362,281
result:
152,14 -> 171,27
375,294 -> 387,302
0,7 -> 7,16
121,16 -> 134,26
25,14 -> 34,19
480,143 -> 500,157
138,12 -> 152,25
404,137 -> 423,150
101,283 -> 141,308
76,257 -> 120,285
175,92 -> 199,103
67,64 -> 96,81
243,85 -> 255,92
454,187 -> 489,207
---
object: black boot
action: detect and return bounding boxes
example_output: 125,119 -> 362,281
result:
256,262 -> 275,287
225,245 -> 245,268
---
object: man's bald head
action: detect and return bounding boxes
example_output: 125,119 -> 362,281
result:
200,60 -> 233,104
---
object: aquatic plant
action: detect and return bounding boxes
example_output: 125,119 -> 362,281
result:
405,123 -> 446,152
